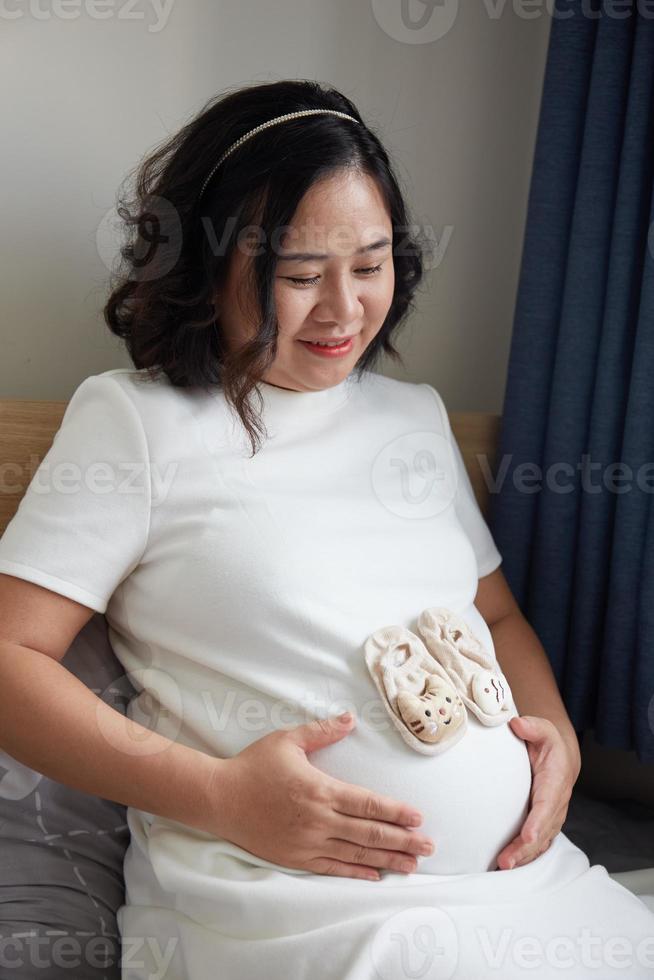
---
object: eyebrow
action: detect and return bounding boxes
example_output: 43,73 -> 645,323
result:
276,236 -> 393,263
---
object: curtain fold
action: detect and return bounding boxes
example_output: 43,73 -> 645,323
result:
489,0 -> 654,764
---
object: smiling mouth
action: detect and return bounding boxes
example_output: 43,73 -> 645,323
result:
298,337 -> 354,347
297,337 -> 355,356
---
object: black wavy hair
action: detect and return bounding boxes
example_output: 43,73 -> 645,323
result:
104,78 -> 429,455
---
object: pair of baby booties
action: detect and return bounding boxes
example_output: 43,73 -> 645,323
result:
363,607 -> 517,756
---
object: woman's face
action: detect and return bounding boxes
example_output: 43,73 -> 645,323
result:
216,169 -> 396,392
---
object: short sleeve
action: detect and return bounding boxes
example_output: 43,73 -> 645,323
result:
0,373 -> 151,614
421,383 -> 502,579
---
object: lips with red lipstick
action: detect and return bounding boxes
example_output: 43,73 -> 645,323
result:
298,336 -> 355,357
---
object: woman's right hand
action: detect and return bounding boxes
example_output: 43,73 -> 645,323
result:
205,712 -> 436,881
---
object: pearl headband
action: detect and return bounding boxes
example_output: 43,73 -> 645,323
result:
199,109 -> 362,199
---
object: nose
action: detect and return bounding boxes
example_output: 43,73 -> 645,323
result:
314,275 -> 362,325
439,708 -> 447,715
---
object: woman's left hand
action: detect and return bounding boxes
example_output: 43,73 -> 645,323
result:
495,714 -> 581,871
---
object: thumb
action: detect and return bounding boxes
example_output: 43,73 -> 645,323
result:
290,712 -> 356,752
510,715 -> 535,733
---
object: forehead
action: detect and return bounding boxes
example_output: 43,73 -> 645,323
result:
279,170 -> 392,254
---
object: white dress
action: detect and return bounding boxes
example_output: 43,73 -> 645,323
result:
0,367 -> 652,980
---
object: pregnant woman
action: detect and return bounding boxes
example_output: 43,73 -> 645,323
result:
0,79 -> 652,979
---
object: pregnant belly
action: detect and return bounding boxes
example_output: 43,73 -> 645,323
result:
306,709 -> 533,875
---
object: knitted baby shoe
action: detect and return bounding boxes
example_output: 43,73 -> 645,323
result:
416,607 -> 516,726
363,625 -> 468,756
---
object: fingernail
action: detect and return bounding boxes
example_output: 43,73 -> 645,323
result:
407,814 -> 423,827
507,858 -> 516,869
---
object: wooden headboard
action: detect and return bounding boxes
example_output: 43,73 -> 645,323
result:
0,398 -> 501,536
449,413 -> 501,520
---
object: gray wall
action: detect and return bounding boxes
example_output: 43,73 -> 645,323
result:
1,0 -> 552,411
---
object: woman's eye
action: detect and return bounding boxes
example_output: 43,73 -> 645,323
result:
284,264 -> 384,287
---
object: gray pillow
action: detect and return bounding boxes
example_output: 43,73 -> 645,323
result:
0,612 -> 136,980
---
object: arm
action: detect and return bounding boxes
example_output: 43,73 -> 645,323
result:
0,637 -> 226,830
474,567 -> 582,778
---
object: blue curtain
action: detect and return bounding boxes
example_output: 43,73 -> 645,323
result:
489,0 -> 654,765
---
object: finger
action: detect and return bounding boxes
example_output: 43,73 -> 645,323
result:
544,802 -> 569,834
519,795 -> 558,844
497,785 -> 568,869
509,828 -> 559,868
510,715 -> 545,741
495,833 -> 524,869
522,715 -> 555,737
329,813 -> 435,859
501,846 -> 538,870
516,835 -> 554,866
497,825 -> 552,869
522,773 -> 568,837
322,837 -> 421,875
332,785 -> 425,832
524,780 -> 572,836
304,857 -> 382,881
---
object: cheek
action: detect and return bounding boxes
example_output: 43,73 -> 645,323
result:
366,271 -> 395,321
274,288 -> 310,335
